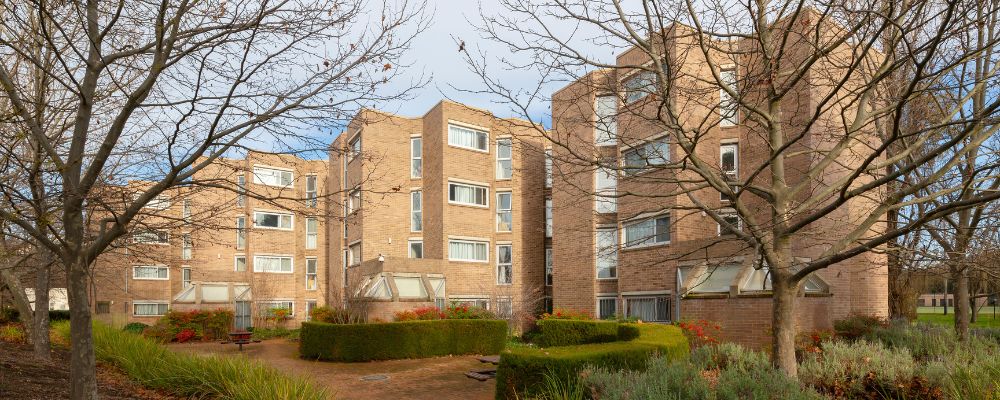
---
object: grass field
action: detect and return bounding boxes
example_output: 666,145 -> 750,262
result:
917,310 -> 1000,328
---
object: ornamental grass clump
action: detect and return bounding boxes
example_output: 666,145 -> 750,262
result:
54,322 -> 327,400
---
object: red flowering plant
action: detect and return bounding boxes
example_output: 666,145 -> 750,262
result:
394,306 -> 446,321
443,304 -> 495,319
676,319 -> 722,349
174,328 -> 197,343
539,308 -> 591,321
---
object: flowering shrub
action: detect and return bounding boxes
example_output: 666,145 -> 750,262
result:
394,306 -> 445,321
677,320 -> 721,349
144,309 -> 233,342
444,305 -> 495,319
539,308 -> 591,321
174,328 -> 197,343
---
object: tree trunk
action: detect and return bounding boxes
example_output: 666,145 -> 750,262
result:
67,257 -> 97,400
32,260 -> 51,360
772,276 -> 798,377
0,269 -> 34,340
954,268 -> 971,341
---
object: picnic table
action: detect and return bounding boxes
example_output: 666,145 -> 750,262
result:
465,355 -> 500,381
226,331 -> 253,351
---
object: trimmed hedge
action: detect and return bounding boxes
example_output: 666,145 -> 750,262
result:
300,319 -> 507,362
535,319 -> 619,347
495,323 -> 688,400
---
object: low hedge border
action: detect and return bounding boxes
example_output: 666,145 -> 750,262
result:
495,323 -> 688,400
300,319 -> 507,362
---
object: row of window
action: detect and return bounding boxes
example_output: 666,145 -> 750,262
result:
129,299 -> 320,318
404,185 -> 520,234
408,133 -> 514,180
347,239 -> 517,285
132,256 -> 319,289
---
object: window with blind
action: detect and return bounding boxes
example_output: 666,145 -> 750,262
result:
448,182 -> 488,207
623,215 -> 670,248
448,239 -> 488,262
132,230 -> 168,245
448,124 -> 488,151
597,297 -> 618,319
133,266 -> 168,280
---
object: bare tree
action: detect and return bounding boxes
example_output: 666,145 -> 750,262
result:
0,0 -> 427,397
464,0 -> 1000,376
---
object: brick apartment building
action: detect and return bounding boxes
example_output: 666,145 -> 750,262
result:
326,101 -> 548,323
548,22 -> 889,345
91,153 -> 328,329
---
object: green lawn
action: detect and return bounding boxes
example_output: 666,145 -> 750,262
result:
917,311 -> 1000,328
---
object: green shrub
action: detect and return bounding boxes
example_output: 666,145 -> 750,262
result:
443,305 -> 495,319
309,306 -> 363,324
144,309 -> 234,342
52,321 -> 327,400
495,324 -> 688,400
833,314 -> 888,340
799,340 -> 941,399
251,327 -> 299,341
300,319 -> 507,362
0,308 -> 18,324
0,324 -> 26,343
534,319 -> 620,347
583,356 -> 709,400
48,310 -> 71,321
122,322 -> 149,335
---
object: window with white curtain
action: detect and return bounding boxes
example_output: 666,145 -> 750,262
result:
545,199 -> 553,237
496,138 -> 512,179
448,124 -> 488,151
133,302 -> 168,316
622,137 -> 670,175
496,192 -> 512,232
623,215 -> 670,248
411,191 -> 422,231
625,296 -> 670,322
253,166 -> 293,187
253,255 -> 293,273
133,266 -> 168,280
719,68 -> 738,126
254,211 -> 293,230
596,229 -> 618,279
305,217 -> 318,249
411,137 -> 422,178
595,95 -> 618,145
595,166 -> 617,213
236,217 -> 246,250
305,258 -> 318,290
597,297 -> 618,319
448,239 -> 488,262
448,182 -> 488,207
496,244 -> 512,285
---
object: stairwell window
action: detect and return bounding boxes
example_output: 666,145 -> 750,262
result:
254,255 -> 293,273
253,166 -> 293,188
448,239 -> 488,263
182,199 -> 191,221
596,229 -> 618,279
411,137 -> 422,178
236,217 -> 246,250
411,191 -> 422,232
545,248 -> 553,286
545,199 -> 553,237
236,175 -> 246,206
496,191 -> 512,232
623,215 -> 670,248
496,138 -> 512,179
305,217 -> 318,249
182,267 -> 192,289
595,95 -> 618,145
720,68 -> 738,126
254,211 -> 293,230
448,181 -> 488,207
348,135 -> 362,161
305,258 -> 318,290
305,175 -> 318,207
348,242 -> 362,266
496,244 -> 513,285
448,124 -> 488,152
181,234 -> 192,260
545,149 -> 553,188
595,166 -> 617,213
133,265 -> 168,280
720,143 -> 739,201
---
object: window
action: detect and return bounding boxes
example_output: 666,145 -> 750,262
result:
181,234 -> 192,260
448,124 -> 488,151
496,138 -> 512,179
448,239 -> 488,262
133,266 -> 168,280
348,242 -> 362,266
451,297 -> 489,310
411,191 -> 422,232
236,217 -> 246,250
429,277 -> 446,309
496,244 -> 512,285
348,189 -> 362,214
596,229 -> 618,279
496,191 -> 512,232
306,301 -> 317,321
182,267 -> 192,289
595,95 -> 617,145
365,275 -> 393,299
681,264 -> 741,293
409,240 -> 423,259
254,211 -> 293,230
144,196 -> 171,210
595,166 -> 617,213
720,143 -> 739,200
253,255 -> 293,273
625,296 -> 670,322
348,135 -> 362,160
236,175 -> 246,206
623,70 -> 656,103
258,300 -> 294,317
96,301 -> 111,314
741,266 -> 772,292
132,230 -> 168,245
305,258 -> 318,290
411,137 -> 422,178
252,166 -> 293,187
394,276 -> 427,298
305,175 -> 318,207
622,137 -> 669,175
545,248 -> 553,286
718,211 -> 742,236
719,68 -> 738,126
182,199 -> 191,221
234,255 -> 247,272
496,297 -> 513,319
305,217 -> 318,249
623,215 -> 670,248
545,149 -> 553,188
133,302 -> 168,316
448,181 -> 488,207
543,297 -> 553,314
597,297 -> 618,319
545,199 -> 553,237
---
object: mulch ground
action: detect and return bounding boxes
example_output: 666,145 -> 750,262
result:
0,340 -> 175,400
